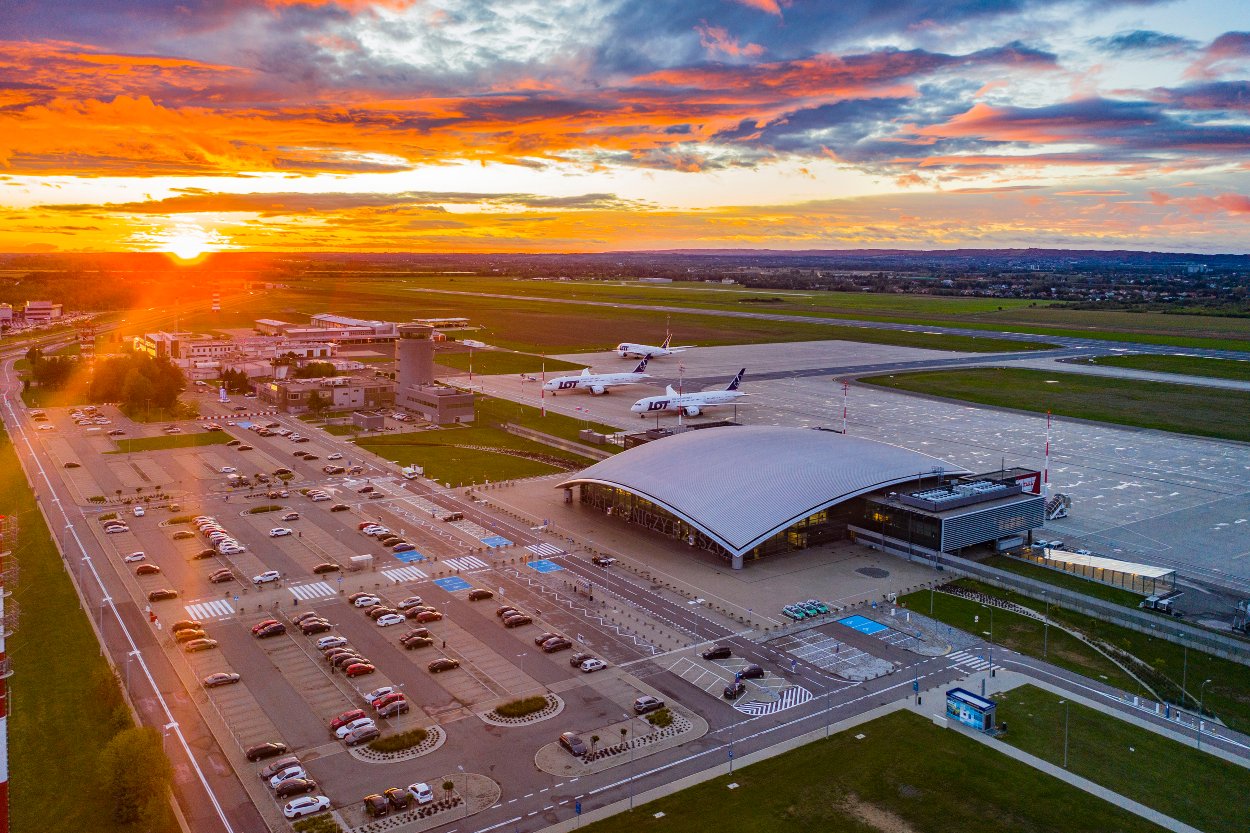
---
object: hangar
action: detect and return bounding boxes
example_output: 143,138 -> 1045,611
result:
557,425 -> 1044,569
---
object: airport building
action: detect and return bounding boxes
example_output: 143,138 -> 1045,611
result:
132,331 -> 337,379
254,314 -> 399,345
257,375 -> 396,414
558,426 -> 1044,569
22,301 -> 62,322
394,323 -> 474,424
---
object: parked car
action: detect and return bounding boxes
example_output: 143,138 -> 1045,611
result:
723,681 -> 746,699
353,596 -> 381,608
291,611 -> 321,625
392,543 -> 417,553
376,613 -> 405,627
251,619 -> 280,634
401,636 -> 434,650
739,664 -> 765,680
327,453 -> 344,460
268,765 -> 307,788
300,621 -> 332,635
402,627 -> 432,640
171,620 -> 202,633
427,658 -> 460,673
496,606 -> 520,618
804,599 -> 831,615
135,564 -> 161,575
579,658 -> 607,673
312,562 -> 341,574
383,787 -> 411,811
330,709 -> 367,731
467,588 -> 494,601
203,672 -> 240,688
253,570 -> 281,585
132,506 -> 145,517
174,629 -> 209,644
408,782 -> 434,805
569,652 -> 595,667
503,614 -> 532,628
343,724 -> 380,746
245,742 -> 289,762
633,696 -> 666,715
183,638 -> 219,653
558,732 -> 588,756
259,755 -> 300,780
209,569 -> 234,584
274,777 -> 318,799
316,636 -> 348,650
329,504 -> 349,512
396,596 -> 424,610
147,589 -> 178,602
281,512 -> 300,522
334,717 -> 376,739
108,525 -> 132,535
344,662 -> 376,678
377,699 -> 409,718
363,793 -> 390,818
193,548 -> 217,559
269,527 -> 293,537
701,645 -> 732,661
542,637 -> 573,654
347,592 -> 375,603
255,623 -> 286,639
414,610 -> 443,623
535,632 -> 563,647
282,795 -> 330,820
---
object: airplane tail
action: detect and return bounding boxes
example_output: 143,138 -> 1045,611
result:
632,357 -> 649,374
665,384 -> 678,397
726,368 -> 746,391
660,333 -> 672,349
580,367 -> 591,377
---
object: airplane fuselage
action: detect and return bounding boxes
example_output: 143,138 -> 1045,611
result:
630,389 -> 744,416
543,371 -> 649,395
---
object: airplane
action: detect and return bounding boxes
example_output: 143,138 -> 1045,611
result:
630,368 -> 747,418
616,333 -> 694,359
542,358 -> 651,396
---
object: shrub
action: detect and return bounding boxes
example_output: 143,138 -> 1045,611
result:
366,727 -> 429,753
88,495 -> 106,503
293,815 -> 341,833
276,472 -> 294,481
493,695 -> 549,718
247,504 -> 281,514
98,512 -> 118,522
167,515 -> 193,524
646,707 -> 674,728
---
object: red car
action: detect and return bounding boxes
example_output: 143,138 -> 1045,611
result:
414,610 -> 443,623
373,692 -> 405,711
251,619 -> 280,635
345,662 -> 376,678
329,709 -> 366,731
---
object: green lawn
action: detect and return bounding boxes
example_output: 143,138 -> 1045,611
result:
982,555 -> 1145,608
323,424 -> 362,436
861,367 -> 1250,442
906,580 -> 1250,734
1085,353 -> 1250,381
105,431 -> 232,453
996,685 -> 1250,833
1,426 -> 176,833
435,349 -> 582,375
581,709 -> 1166,833
355,425 -> 594,485
474,392 -> 621,446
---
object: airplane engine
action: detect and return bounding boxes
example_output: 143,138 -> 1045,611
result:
590,385 -> 606,395
683,405 -> 702,417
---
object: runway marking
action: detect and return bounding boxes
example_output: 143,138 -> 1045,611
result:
382,565 -> 428,583
183,599 -> 235,621
289,581 -> 335,601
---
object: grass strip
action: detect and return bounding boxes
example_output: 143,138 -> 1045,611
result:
435,350 -> 582,375
996,684 -> 1250,833
105,431 -> 232,453
982,555 -> 1145,608
580,709 -> 1166,833
367,727 -> 429,753
1084,353 -> 1250,381
861,367 -> 1250,442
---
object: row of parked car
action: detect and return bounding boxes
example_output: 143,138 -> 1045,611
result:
172,617 -> 219,653
256,755 -> 331,819
358,521 -> 418,554
780,598 -> 831,621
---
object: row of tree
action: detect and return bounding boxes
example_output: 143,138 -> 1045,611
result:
23,346 -> 77,388
88,351 -> 186,415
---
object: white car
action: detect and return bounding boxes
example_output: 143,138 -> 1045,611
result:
123,552 -> 146,563
269,528 -> 293,538
193,516 -> 215,524
353,596 -> 380,608
376,613 -> 405,627
220,466 -> 236,474
365,685 -> 395,704
396,596 -> 423,610
408,783 -> 434,805
105,525 -> 130,534
316,636 -> 348,650
579,658 -> 607,673
268,765 -> 306,788
365,527 -> 390,537
327,453 -> 343,460
36,425 -> 54,431
334,717 -> 375,739
283,795 -> 330,820
310,494 -> 331,502
132,506 -> 145,517
253,570 -> 281,585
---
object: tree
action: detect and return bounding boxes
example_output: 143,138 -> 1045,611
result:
220,368 -> 249,394
293,361 -> 338,379
306,390 -> 330,416
590,734 -> 600,753
97,726 -> 172,826
442,780 -> 456,801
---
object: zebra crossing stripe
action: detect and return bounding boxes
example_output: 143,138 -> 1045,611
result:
525,543 -> 565,558
445,555 -> 489,571
184,599 -> 235,621
289,581 -> 335,601
734,686 -> 813,716
382,566 -> 428,583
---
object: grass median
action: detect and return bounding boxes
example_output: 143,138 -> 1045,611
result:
105,431 -> 232,453
861,367 -> 1250,442
355,425 -> 594,485
1083,353 -> 1250,381
580,709 -> 1167,833
996,684 -> 1250,833
982,555 -> 1144,608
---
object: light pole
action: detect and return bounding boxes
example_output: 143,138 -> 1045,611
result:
620,722 -> 634,810
1197,679 -> 1212,750
1059,699 -> 1070,768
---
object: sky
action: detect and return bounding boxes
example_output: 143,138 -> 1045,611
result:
0,0 -> 1247,254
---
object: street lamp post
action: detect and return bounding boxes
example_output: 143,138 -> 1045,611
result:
728,719 -> 735,775
1043,591 -> 1049,659
1197,679 -> 1213,750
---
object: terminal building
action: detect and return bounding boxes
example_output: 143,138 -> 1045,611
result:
557,426 -> 1044,570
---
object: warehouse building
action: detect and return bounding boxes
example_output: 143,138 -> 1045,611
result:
557,426 -> 1044,569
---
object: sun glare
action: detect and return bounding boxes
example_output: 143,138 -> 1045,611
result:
132,222 -> 233,262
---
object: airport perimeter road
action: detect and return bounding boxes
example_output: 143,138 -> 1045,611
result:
0,359 -> 264,833
401,287 -> 1250,360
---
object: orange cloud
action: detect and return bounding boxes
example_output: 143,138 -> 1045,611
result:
695,23 -> 765,58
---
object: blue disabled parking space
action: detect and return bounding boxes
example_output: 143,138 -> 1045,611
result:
480,535 -> 513,548
837,614 -> 889,635
526,559 -> 563,573
434,576 -> 472,592
394,550 -> 426,563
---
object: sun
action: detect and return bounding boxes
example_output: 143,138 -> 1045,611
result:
166,231 -> 209,261
132,222 -> 234,262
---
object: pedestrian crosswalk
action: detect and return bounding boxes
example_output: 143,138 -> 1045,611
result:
382,565 -> 428,583
735,686 -> 813,716
947,650 -> 1002,673
289,581 -> 335,601
184,599 -> 235,621
444,555 -> 489,571
525,542 -> 565,558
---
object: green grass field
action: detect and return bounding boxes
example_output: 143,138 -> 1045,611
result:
105,431 -> 232,453
996,685 -> 1250,833
473,392 -> 620,445
434,349 -> 582,375
861,367 -> 1250,442
905,580 -> 1250,734
1084,353 -> 1250,381
581,709 -> 1166,833
1,426 -> 176,833
982,555 -> 1145,607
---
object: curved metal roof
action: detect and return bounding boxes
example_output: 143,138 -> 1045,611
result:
558,426 -> 965,556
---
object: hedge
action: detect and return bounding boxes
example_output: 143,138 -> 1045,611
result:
494,696 -> 548,718
366,727 -> 429,753
246,504 -> 281,514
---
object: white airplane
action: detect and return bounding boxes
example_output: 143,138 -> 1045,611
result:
630,369 -> 747,418
616,334 -> 694,359
543,358 -> 650,395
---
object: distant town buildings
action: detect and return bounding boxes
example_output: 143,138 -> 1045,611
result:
132,331 -> 337,380
21,300 -> 62,322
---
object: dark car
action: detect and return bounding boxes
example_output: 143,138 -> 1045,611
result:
63,461 -> 81,469
347,592 -> 375,603
541,637 -> 573,654
383,787 -> 411,810
291,611 -> 321,625
633,696 -> 665,715
332,653 -> 367,669
569,652 -> 595,667
503,615 -> 532,628
301,621 -> 332,635
739,664 -> 765,680
312,562 -> 341,574
534,632 -> 563,647
392,543 -> 416,553
255,623 -> 286,639
379,699 -> 410,719
147,589 -> 178,602
227,440 -> 241,447
325,649 -> 357,663
496,606 -> 520,618
401,637 -> 433,650
193,548 -> 217,560
251,619 -> 281,634
209,570 -> 234,584
329,709 -> 367,731
174,629 -> 209,644
274,777 -> 318,799
363,794 -> 390,818
245,742 -> 289,762
344,724 -> 380,746
427,658 -> 460,673
135,564 -> 161,576
402,627 -> 432,640
558,732 -> 588,757
723,681 -> 746,699
356,485 -> 374,494
467,589 -> 494,601
378,536 -> 403,547
367,607 -> 398,620
329,504 -> 349,512
237,445 -> 254,451
591,556 -> 617,567
701,645 -> 732,661
171,620 -> 202,633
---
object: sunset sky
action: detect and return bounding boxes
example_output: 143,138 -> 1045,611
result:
1,0 -> 1247,253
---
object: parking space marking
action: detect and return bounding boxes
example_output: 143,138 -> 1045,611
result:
434,576 -> 472,592
734,686 -> 813,716
394,550 -> 427,563
772,631 -> 872,673
480,535 -> 513,548
525,543 -> 565,558
665,656 -> 733,696
289,581 -> 336,601
837,614 -> 889,635
382,565 -> 428,583
526,559 -> 563,573
444,555 -> 489,571
183,599 -> 235,621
